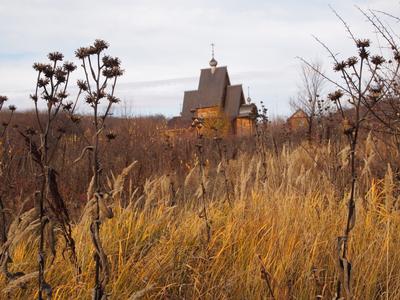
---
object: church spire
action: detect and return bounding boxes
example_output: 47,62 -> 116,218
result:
247,86 -> 252,103
209,43 -> 218,73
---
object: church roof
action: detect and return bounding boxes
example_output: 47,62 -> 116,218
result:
224,84 -> 245,120
197,66 -> 230,108
181,90 -> 198,119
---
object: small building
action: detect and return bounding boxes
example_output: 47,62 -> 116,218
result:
174,49 -> 257,136
287,109 -> 308,131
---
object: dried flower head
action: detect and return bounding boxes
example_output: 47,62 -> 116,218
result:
77,80 -> 88,91
75,47 -> 89,59
106,131 -> 117,141
107,95 -> 120,103
57,91 -> 68,99
85,94 -> 96,104
334,61 -> 347,72
30,94 -> 38,102
55,67 -> 67,83
42,64 -> 54,78
33,62 -> 48,72
86,46 -> 98,56
38,78 -> 50,87
371,55 -> 385,66
393,51 -> 400,63
94,90 -> 106,100
63,61 -> 77,72
102,56 -> 120,68
93,39 -> 109,53
328,90 -> 344,102
63,101 -> 73,111
102,66 -> 124,78
8,105 -> 16,111
0,95 -> 8,104
346,56 -> 358,67
356,39 -> 370,48
48,51 -> 64,62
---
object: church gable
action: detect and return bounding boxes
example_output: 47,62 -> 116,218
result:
196,66 -> 230,109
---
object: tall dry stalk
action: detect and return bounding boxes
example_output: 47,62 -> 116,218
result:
24,52 -> 81,299
192,117 -> 211,243
74,39 -> 123,300
0,95 -> 15,247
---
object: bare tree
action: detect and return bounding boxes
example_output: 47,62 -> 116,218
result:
290,60 -> 329,140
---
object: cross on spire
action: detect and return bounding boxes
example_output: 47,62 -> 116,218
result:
209,43 -> 218,69
247,86 -> 252,103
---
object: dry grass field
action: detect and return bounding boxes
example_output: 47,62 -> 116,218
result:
2,138 -> 400,299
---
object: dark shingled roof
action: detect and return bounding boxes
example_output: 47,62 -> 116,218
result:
224,85 -> 245,120
181,90 -> 198,119
197,67 -> 230,108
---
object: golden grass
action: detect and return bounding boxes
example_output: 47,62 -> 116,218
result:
2,142 -> 400,299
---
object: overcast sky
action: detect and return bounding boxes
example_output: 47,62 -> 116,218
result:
0,0 -> 399,118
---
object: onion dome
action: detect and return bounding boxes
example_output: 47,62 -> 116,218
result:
209,57 -> 218,67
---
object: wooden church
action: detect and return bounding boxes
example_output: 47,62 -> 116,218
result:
169,47 -> 258,136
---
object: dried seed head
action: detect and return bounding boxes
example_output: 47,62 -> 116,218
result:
77,80 -> 88,91
334,61 -> 347,72
394,52 -> 400,63
93,39 -> 109,53
55,67 -> 67,83
0,95 -> 8,104
328,90 -> 344,102
57,91 -> 68,99
85,94 -> 96,104
102,56 -> 120,68
371,55 -> 385,66
30,94 -> 38,102
48,51 -> 64,62
106,131 -> 117,141
346,56 -> 358,67
75,47 -> 89,59
38,78 -> 50,87
107,95 -> 120,103
33,62 -> 48,72
42,64 -> 54,78
102,66 -> 124,78
63,61 -> 76,72
63,101 -> 73,111
356,39 -> 370,48
8,105 -> 16,112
